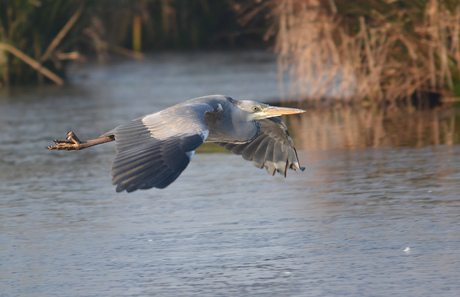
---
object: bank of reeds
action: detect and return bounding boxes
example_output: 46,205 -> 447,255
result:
0,0 -> 258,86
0,1 -> 89,86
242,0 -> 460,108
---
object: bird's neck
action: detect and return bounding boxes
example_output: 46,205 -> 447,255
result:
232,119 -> 259,143
205,109 -> 258,143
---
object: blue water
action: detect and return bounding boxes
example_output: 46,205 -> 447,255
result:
1,51 -> 459,296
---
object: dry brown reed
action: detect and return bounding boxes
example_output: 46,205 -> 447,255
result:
246,0 -> 460,107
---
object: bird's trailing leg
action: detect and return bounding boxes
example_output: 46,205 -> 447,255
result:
47,131 -> 115,150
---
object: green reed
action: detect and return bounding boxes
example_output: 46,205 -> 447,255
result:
0,0 -> 260,86
0,0 -> 88,86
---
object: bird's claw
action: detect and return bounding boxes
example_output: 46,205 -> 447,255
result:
47,131 -> 83,150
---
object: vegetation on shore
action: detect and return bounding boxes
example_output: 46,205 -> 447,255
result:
241,0 -> 460,108
0,0 -> 257,86
1,0 -> 460,109
0,1 -> 85,86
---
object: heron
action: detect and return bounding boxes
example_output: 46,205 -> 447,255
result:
48,95 -> 305,192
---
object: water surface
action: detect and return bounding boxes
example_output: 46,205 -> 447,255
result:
1,52 -> 460,296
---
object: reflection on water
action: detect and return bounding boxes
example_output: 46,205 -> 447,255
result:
1,52 -> 460,297
287,106 -> 460,151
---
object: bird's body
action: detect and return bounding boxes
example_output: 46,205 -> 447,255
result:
49,95 -> 305,193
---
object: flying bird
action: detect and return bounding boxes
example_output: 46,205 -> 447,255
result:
48,95 -> 305,192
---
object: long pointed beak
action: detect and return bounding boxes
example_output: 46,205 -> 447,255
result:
258,106 -> 306,119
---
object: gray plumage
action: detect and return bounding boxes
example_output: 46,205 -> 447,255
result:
216,117 -> 302,176
103,95 -> 305,192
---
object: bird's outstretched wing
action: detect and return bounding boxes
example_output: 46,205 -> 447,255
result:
109,103 -> 213,192
216,117 -> 304,176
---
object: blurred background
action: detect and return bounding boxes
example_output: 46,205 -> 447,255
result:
1,1 -> 460,297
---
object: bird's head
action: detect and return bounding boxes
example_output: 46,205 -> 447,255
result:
234,100 -> 306,121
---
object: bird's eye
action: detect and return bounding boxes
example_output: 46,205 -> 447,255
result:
252,106 -> 259,112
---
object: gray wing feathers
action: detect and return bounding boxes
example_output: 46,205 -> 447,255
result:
217,117 -> 304,177
110,104 -> 212,192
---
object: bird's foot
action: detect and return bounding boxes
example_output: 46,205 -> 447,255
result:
47,131 -> 84,150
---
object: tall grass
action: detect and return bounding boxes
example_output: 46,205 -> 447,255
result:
0,0 -> 255,86
0,0 -> 86,86
243,0 -> 460,108
93,0 -> 255,51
